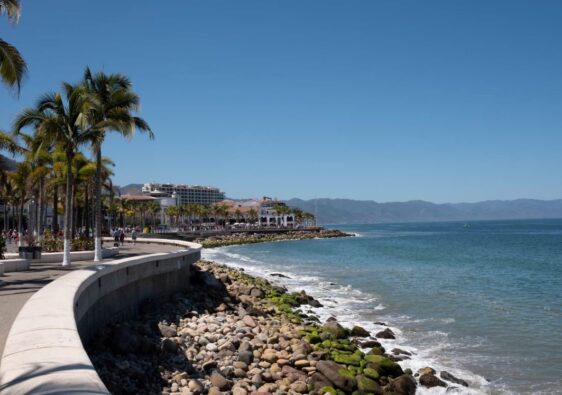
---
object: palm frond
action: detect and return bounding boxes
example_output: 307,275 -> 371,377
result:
0,38 -> 26,93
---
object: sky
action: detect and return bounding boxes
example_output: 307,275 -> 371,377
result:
1,1 -> 562,203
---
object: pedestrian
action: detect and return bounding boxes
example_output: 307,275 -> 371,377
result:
119,229 -> 125,246
131,228 -> 137,245
113,228 -> 119,247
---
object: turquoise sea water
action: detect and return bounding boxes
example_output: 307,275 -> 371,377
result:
203,219 -> 562,394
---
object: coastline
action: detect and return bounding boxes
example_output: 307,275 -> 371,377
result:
197,229 -> 353,249
88,258 -> 472,395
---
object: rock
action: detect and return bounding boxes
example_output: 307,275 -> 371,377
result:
250,288 -> 264,298
316,360 -> 356,392
208,387 -> 222,395
322,321 -> 348,339
391,348 -> 412,356
269,273 -> 290,278
308,297 -> 323,308
417,367 -> 436,376
420,373 -> 447,388
384,374 -> 417,395
310,372 -> 333,391
276,358 -> 290,366
261,350 -> 278,363
441,371 -> 469,387
243,315 -> 257,328
251,373 -> 263,386
360,339 -> 382,348
210,372 -> 229,390
158,323 -> 177,338
356,374 -> 382,394
238,351 -> 254,365
239,341 -> 253,352
188,379 -> 204,393
281,365 -> 307,382
161,338 -> 178,353
364,355 -> 404,378
290,381 -> 308,393
234,368 -> 247,378
294,359 -> 310,368
233,361 -> 248,370
233,387 -> 248,395
206,343 -> 218,352
350,325 -> 370,337
376,328 -> 395,339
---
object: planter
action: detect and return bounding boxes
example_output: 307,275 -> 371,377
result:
18,246 -> 43,260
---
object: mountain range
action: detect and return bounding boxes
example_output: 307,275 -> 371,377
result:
116,184 -> 562,224
285,198 -> 562,224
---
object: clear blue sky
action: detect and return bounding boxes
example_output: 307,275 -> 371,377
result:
1,1 -> 562,203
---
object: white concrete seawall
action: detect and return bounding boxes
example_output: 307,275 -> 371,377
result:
0,238 -> 201,394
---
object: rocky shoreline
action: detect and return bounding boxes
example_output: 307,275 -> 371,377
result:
197,229 -> 353,249
88,260 -> 469,395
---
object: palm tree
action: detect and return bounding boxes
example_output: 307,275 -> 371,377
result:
247,208 -> 258,227
81,68 -> 152,261
0,0 -> 27,93
14,84 -> 92,266
146,201 -> 160,230
7,160 -> 30,246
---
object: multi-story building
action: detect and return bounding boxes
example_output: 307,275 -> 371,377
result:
141,183 -> 225,206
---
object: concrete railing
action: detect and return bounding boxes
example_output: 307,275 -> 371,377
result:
3,247 -> 119,265
0,238 -> 201,394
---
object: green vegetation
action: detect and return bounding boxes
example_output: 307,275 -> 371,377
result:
0,0 -> 27,93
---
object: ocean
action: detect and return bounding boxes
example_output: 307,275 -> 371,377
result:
202,219 -> 562,394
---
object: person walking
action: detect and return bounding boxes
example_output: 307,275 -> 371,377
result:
131,228 -> 137,245
119,229 -> 125,246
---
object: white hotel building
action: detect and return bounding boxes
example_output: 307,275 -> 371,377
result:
141,183 -> 225,206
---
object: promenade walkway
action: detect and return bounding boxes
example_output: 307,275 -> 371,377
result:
0,243 -> 179,358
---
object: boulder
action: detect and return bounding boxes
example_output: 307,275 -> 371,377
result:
310,372 -> 333,392
384,374 -> 417,395
350,325 -> 370,337
364,355 -> 404,378
417,367 -> 435,376
356,374 -> 382,394
419,373 -> 447,388
359,339 -> 382,348
375,328 -> 395,339
322,321 -> 349,339
441,371 -> 469,387
316,360 -> 357,392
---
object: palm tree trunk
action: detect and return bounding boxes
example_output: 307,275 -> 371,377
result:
3,200 -> 7,232
17,199 -> 24,247
63,156 -> 73,266
84,185 -> 90,238
53,185 -> 59,233
38,178 -> 44,240
94,144 -> 103,261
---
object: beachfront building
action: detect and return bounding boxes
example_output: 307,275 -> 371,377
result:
142,183 -> 225,206
258,198 -> 295,227
218,197 -> 296,227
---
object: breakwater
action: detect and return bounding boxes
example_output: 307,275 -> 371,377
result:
88,260 -> 470,394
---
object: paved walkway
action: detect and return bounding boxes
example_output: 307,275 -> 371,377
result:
0,243 -> 179,357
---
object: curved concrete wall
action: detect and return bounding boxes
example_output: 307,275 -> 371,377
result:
0,238 -> 201,395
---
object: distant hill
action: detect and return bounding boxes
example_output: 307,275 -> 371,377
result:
285,198 -> 562,225
117,183 -> 143,195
